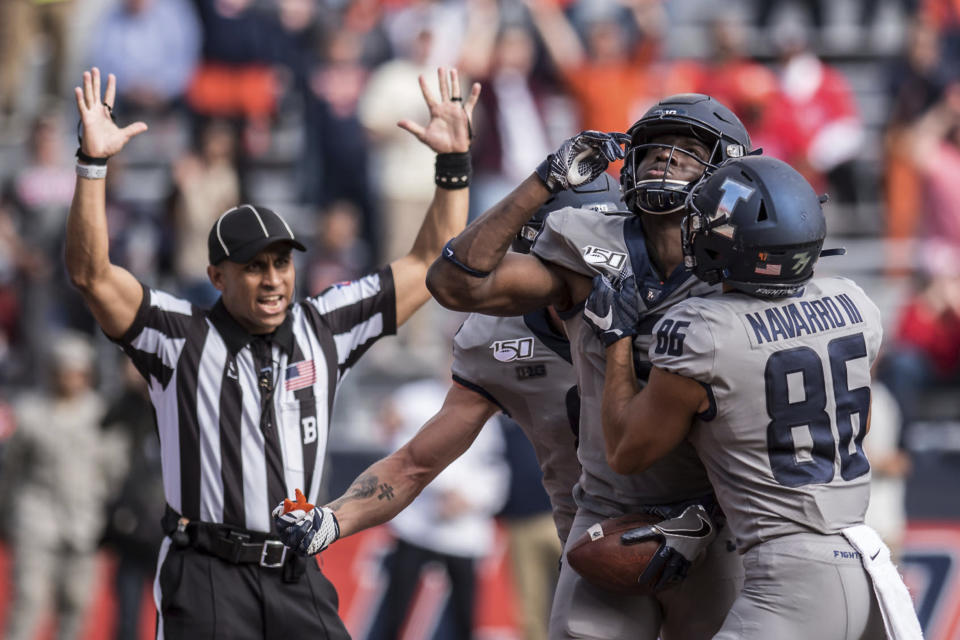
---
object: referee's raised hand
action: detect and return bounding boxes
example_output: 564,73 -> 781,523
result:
73,67 -> 147,160
397,66 -> 480,154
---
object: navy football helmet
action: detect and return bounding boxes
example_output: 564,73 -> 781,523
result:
682,155 -> 830,299
621,94 -> 752,215
513,172 -> 627,253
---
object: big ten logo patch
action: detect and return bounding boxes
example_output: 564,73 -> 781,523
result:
583,246 -> 626,270
515,364 -> 546,380
490,337 -> 535,363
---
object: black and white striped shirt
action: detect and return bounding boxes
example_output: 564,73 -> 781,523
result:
115,268 -> 396,533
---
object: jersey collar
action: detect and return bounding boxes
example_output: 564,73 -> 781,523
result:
209,298 -> 297,357
622,216 -> 693,305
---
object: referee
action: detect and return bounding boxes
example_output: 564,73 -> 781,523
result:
65,67 -> 479,639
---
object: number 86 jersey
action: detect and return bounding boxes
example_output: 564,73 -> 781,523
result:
648,276 -> 883,553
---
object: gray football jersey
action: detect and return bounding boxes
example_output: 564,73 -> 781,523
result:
451,311 -> 580,543
648,277 -> 883,552
532,207 -> 719,514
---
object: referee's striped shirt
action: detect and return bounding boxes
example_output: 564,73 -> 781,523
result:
114,267 -> 396,533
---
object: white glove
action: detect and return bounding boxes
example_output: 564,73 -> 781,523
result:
272,488 -> 340,556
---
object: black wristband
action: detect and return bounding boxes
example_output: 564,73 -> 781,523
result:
435,152 -> 471,189
441,239 -> 491,278
76,148 -> 108,165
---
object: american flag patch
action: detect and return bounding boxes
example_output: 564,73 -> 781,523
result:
285,360 -> 316,391
754,263 -> 782,276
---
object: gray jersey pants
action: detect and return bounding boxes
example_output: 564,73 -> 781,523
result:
548,504 -> 744,640
714,532 -> 886,640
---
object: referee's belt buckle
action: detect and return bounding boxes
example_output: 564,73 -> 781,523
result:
260,539 -> 287,568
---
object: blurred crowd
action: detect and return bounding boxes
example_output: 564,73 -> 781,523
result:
0,0 -> 959,637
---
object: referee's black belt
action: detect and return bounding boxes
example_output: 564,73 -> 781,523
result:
162,504 -> 298,574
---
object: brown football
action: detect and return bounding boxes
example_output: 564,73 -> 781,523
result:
566,513 -> 662,594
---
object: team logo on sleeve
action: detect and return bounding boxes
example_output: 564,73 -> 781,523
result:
490,337 -> 535,362
583,246 -> 627,270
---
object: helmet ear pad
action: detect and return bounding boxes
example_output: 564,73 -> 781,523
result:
621,94 -> 752,216
512,172 -> 627,253
683,156 -> 827,298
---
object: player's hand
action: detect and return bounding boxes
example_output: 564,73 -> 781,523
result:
535,130 -> 629,193
397,67 -> 480,154
272,488 -> 341,556
621,505 -> 715,592
583,271 -> 640,346
73,67 -> 147,159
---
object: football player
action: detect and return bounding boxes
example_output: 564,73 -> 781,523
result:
425,95 -> 750,639
587,155 -> 923,639
272,174 -> 624,558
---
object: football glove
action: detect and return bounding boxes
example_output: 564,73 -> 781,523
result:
535,130 -> 630,193
583,271 -> 640,346
272,488 -> 340,556
621,504 -> 716,592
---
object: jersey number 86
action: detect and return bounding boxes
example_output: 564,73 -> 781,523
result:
764,332 -> 871,488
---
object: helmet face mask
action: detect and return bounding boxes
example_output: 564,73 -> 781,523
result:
681,156 -> 827,299
512,172 -> 627,253
625,142 -> 716,215
621,94 -> 751,216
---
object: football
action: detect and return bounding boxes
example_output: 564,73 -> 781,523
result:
566,513 -> 663,594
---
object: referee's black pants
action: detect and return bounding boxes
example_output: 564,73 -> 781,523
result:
155,539 -> 350,639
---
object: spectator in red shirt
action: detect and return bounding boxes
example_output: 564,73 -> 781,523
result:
895,278 -> 960,376
879,273 -> 960,431
753,25 -> 864,204
659,15 -> 777,134
696,16 -> 778,133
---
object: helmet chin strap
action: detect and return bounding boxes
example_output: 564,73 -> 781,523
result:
635,179 -> 692,215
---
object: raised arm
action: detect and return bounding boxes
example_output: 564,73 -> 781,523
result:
625,0 -> 665,61
389,68 -> 479,327
457,0 -> 501,79
426,130 -> 629,315
65,68 -> 148,338
273,383 -> 499,554
427,175 -> 569,315
524,0 -> 586,71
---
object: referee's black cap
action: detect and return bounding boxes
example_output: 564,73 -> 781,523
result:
209,204 -> 306,265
